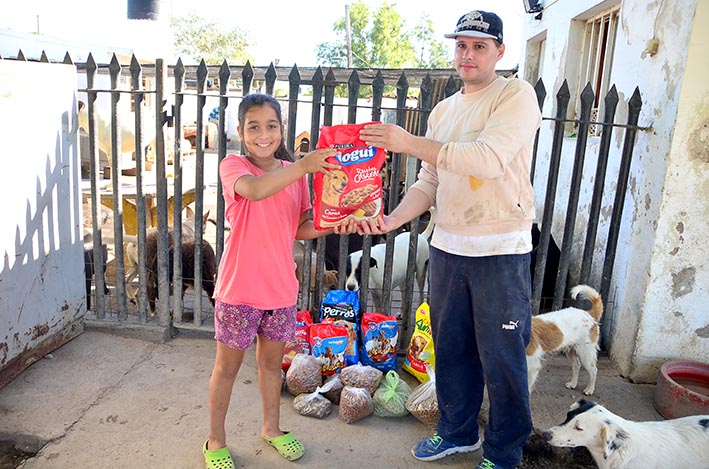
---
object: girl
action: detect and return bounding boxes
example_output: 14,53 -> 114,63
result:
203,94 -> 338,468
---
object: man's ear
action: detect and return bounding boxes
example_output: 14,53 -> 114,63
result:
600,422 -> 627,461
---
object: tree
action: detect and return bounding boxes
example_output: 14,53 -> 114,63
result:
316,2 -> 448,69
171,14 -> 252,65
411,15 -> 451,69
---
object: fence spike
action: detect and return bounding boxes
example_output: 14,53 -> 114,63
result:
197,59 -> 208,94
40,51 -> 49,63
17,50 -> 27,61
242,61 -> 254,96
265,62 -> 277,95
63,52 -> 73,65
129,54 -> 141,74
348,70 -> 361,123
534,78 -> 547,110
444,75 -> 458,97
219,60 -> 230,84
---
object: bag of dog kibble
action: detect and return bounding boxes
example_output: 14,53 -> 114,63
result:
293,380 -> 336,419
338,386 -> 374,424
373,370 -> 412,417
286,353 -> 323,396
309,323 -> 349,376
361,312 -> 399,372
313,122 -> 386,230
321,289 -> 361,366
405,366 -> 440,429
403,302 -> 436,382
282,310 -> 313,371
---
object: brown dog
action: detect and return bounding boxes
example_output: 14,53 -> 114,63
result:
321,169 -> 348,206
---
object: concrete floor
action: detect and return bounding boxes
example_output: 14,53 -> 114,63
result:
0,329 -> 661,469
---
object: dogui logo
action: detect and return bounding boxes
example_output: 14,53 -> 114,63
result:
337,146 -> 376,166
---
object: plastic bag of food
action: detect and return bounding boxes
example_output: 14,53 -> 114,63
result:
323,373 -> 344,405
402,302 -> 436,382
405,366 -> 439,429
340,362 -> 383,396
286,353 -> 323,396
293,380 -> 336,419
338,386 -> 374,424
373,370 -> 412,417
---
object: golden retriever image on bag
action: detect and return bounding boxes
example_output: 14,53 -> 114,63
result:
321,169 -> 349,207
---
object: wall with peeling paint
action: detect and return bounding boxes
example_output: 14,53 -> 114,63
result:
520,0 -> 708,382
0,60 -> 85,387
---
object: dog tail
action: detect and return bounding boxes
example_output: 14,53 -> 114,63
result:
570,285 -> 603,322
421,208 -> 435,240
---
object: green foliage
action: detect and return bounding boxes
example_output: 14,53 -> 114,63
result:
411,15 -> 451,69
316,2 -> 449,69
171,14 -> 253,65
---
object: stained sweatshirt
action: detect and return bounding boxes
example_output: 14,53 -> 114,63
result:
411,76 -> 542,256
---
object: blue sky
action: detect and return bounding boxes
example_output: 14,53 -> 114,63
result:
1,0 -> 523,68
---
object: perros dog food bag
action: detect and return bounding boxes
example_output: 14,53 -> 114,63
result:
313,122 -> 386,230
402,302 -> 436,382
321,289 -> 361,366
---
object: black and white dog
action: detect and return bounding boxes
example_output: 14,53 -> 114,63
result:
344,213 -> 434,312
544,399 -> 709,468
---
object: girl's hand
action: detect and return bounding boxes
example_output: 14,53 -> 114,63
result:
298,148 -> 340,175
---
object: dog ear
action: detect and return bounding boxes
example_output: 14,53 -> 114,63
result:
369,257 -> 378,268
600,422 -> 627,461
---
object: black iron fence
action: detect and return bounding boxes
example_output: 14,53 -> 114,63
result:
7,51 -> 648,350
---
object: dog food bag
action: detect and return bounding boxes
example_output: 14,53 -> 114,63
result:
313,122 -> 386,230
282,310 -> 313,371
293,380 -> 336,419
361,312 -> 399,372
309,323 -> 349,376
321,289 -> 361,366
403,302 -> 436,382
340,362 -> 383,396
286,353 -> 323,396
405,366 -> 440,429
373,370 -> 412,418
338,386 -> 375,424
322,373 -> 344,405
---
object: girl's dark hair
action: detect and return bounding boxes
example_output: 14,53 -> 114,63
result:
238,94 -> 293,162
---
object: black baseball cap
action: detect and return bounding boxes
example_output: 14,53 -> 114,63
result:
444,10 -> 504,44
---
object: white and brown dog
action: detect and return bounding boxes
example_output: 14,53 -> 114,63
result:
544,399 -> 709,468
526,284 -> 603,395
344,213 -> 434,313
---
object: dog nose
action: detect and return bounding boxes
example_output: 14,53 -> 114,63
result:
542,431 -> 552,441
345,283 -> 357,291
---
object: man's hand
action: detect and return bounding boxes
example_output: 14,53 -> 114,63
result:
360,124 -> 412,154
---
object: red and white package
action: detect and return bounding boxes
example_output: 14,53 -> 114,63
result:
282,310 -> 313,370
313,122 -> 386,230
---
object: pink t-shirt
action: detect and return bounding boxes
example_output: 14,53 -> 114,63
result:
213,155 -> 311,310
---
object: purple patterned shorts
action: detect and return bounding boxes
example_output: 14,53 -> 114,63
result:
214,301 -> 296,350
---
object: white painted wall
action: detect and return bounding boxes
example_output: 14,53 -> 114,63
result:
519,0 -> 708,381
0,60 -> 84,385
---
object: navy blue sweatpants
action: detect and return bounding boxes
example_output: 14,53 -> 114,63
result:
429,246 -> 532,468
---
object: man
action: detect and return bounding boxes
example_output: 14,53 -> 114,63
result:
348,10 -> 542,469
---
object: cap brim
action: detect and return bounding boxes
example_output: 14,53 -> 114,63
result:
444,31 -> 499,40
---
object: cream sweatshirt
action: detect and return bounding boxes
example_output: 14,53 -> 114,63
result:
411,76 -> 542,237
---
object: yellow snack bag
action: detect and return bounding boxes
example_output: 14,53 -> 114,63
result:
403,302 -> 436,382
